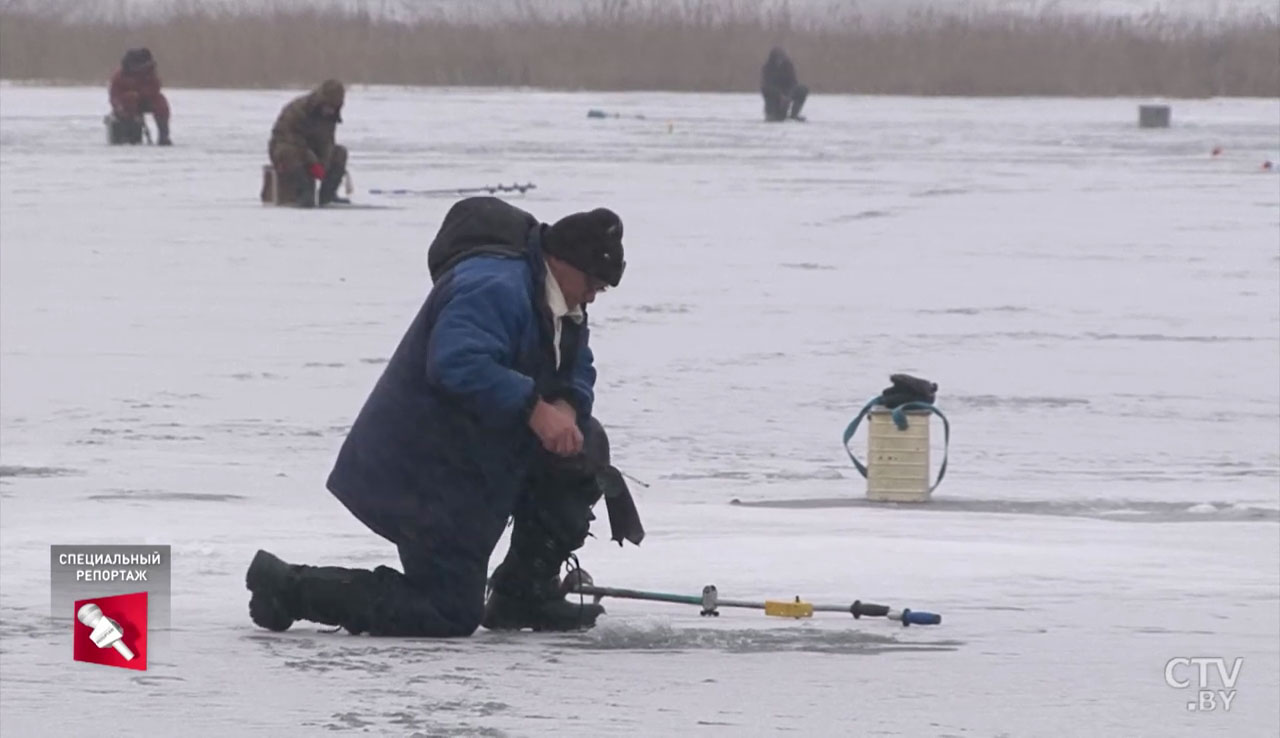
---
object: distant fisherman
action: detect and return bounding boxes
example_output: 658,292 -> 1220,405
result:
761,47 -> 808,122
265,79 -> 349,207
108,48 -> 172,145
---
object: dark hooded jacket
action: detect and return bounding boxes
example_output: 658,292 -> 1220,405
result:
326,198 -> 597,548
761,48 -> 799,96
109,48 -> 164,115
268,79 -> 345,168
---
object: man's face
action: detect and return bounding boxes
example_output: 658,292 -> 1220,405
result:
581,273 -> 609,305
552,258 -> 608,306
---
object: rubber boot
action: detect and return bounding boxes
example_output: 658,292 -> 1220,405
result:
482,422 -> 614,632
318,168 -> 349,206
156,117 -> 172,146
481,496 -> 605,632
763,91 -> 787,122
318,145 -> 350,205
788,85 -> 809,121
293,171 -> 317,208
482,551 -> 604,632
245,549 -> 377,634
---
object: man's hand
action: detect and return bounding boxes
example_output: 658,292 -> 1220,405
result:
529,398 -> 583,456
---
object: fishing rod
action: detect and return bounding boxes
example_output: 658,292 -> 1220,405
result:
567,580 -> 942,626
368,182 -> 537,197
587,109 -> 647,120
585,109 -> 748,125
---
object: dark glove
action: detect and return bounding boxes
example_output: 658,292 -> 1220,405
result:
879,373 -> 937,408
596,465 -> 645,546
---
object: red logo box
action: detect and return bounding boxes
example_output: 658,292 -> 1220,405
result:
73,592 -> 147,671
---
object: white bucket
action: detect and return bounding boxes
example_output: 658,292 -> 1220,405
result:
866,407 -> 931,502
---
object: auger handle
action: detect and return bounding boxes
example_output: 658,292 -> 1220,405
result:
850,600 -> 890,618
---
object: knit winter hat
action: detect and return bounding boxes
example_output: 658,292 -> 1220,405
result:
317,79 -> 345,107
122,48 -> 155,72
543,208 -> 626,287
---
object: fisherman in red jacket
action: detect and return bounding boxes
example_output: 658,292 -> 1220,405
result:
108,48 -> 172,146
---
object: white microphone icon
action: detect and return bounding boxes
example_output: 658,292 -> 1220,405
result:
76,603 -> 135,661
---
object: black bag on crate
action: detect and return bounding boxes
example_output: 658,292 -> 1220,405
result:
878,373 -> 937,409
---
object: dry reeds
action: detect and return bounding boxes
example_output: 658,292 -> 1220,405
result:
1,0 -> 1276,96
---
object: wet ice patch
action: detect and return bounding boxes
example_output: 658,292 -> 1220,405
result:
1083,332 -> 1263,344
304,703 -> 510,736
665,470 -> 754,481
0,607 -> 64,641
86,490 -> 246,503
918,305 -> 1032,316
0,465 -> 79,478
571,618 -> 958,655
229,372 -> 282,380
730,496 -> 1280,523
762,468 -> 845,481
911,186 -> 969,197
829,209 -> 892,222
949,394 -> 1090,409
632,303 -> 692,315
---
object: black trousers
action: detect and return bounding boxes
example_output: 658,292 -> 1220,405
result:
270,144 -> 348,206
346,418 -> 609,636
763,84 -> 809,121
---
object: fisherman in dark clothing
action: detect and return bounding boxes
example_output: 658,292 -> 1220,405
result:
245,197 -> 643,636
108,48 -> 172,145
761,47 -> 809,122
266,79 -> 349,207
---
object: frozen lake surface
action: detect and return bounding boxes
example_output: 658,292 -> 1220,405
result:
23,0 -> 1280,22
1,85 -> 1278,736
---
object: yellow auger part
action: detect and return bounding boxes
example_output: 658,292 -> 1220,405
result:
764,597 -> 814,619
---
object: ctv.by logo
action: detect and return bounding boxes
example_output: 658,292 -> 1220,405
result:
1164,657 -> 1241,712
